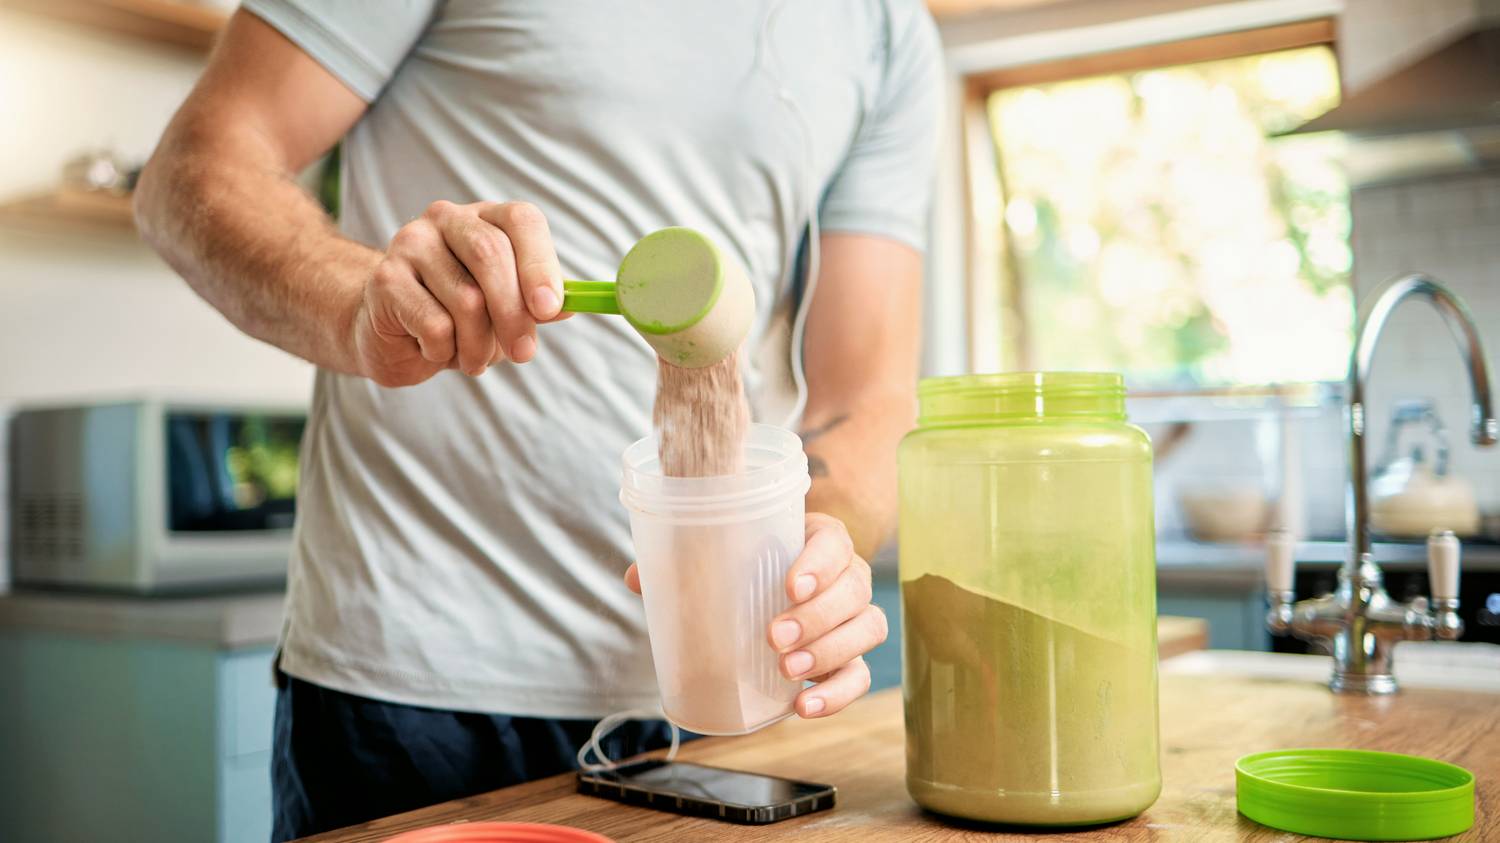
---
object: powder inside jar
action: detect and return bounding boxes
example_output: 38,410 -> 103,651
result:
903,572 -> 1161,824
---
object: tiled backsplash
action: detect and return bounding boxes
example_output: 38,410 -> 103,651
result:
1351,170 -> 1500,514
1141,394 -> 1349,543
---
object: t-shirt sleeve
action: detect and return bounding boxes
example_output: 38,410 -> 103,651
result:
818,2 -> 943,252
241,0 -> 441,102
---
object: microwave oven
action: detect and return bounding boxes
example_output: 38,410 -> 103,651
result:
9,399 -> 306,592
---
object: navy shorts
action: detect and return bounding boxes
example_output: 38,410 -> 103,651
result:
271,673 -> 676,841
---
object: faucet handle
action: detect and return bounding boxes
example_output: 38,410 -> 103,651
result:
1264,530 -> 1297,635
1426,529 -> 1464,640
1427,529 -> 1461,601
1266,530 -> 1296,593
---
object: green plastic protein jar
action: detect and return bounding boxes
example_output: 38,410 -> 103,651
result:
899,372 -> 1161,826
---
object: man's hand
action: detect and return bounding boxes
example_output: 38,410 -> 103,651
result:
355,200 -> 566,387
623,512 -> 887,719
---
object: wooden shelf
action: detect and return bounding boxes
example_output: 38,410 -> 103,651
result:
4,0 -> 228,52
0,188 -> 139,232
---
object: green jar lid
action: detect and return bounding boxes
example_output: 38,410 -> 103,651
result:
917,371 -> 1126,425
1236,749 -> 1474,841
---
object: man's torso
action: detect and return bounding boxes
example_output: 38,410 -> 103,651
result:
270,0 -> 916,715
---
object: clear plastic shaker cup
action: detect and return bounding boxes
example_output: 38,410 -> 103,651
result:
619,424 -> 811,735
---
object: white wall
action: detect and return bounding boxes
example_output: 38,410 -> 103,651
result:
0,229 -> 313,403
1336,0 -> 1480,91
0,8 -> 313,589
0,8 -> 314,407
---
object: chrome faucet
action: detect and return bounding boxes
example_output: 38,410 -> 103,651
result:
1265,274 -> 1498,694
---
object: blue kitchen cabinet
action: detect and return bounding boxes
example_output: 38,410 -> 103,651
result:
1156,589 -> 1269,650
0,629 -> 277,843
217,648 -> 279,843
1154,544 -> 1272,651
868,574 -> 903,692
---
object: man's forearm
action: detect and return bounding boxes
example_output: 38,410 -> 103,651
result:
135,122 -> 373,375
802,391 -> 915,559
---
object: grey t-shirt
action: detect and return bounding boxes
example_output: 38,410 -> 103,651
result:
247,0 -> 940,716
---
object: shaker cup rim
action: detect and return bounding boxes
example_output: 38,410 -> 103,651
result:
620,423 -> 810,521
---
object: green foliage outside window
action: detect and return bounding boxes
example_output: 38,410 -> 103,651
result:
989,45 -> 1350,387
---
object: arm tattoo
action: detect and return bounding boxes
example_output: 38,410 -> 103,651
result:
800,413 -> 849,444
800,414 -> 849,479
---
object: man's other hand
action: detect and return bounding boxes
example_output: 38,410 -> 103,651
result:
623,512 -> 887,720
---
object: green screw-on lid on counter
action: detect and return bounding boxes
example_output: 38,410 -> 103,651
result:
1236,749 -> 1475,841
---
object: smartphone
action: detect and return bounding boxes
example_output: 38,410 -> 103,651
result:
576,759 -> 836,824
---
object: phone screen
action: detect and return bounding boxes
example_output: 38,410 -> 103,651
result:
585,760 -> 831,808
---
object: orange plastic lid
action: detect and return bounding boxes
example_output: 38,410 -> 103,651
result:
383,822 -> 614,843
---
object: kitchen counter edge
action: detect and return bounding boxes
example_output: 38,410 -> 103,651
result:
0,588 -> 284,649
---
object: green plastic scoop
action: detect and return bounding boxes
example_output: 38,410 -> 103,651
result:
1236,749 -> 1475,840
561,227 -> 754,369
559,280 -> 621,315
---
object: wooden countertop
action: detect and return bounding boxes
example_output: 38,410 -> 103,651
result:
1156,615 -> 1208,659
303,657 -> 1497,842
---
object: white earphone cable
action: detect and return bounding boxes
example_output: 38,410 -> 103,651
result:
760,0 -> 822,430
575,707 -> 682,773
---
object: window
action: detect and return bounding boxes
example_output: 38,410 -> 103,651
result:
972,28 -> 1351,389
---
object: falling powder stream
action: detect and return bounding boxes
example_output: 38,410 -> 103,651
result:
653,351 -> 751,478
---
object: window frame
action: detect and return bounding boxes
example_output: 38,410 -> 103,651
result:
933,1 -> 1344,376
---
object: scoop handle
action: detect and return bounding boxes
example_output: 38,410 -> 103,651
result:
562,279 -> 619,314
